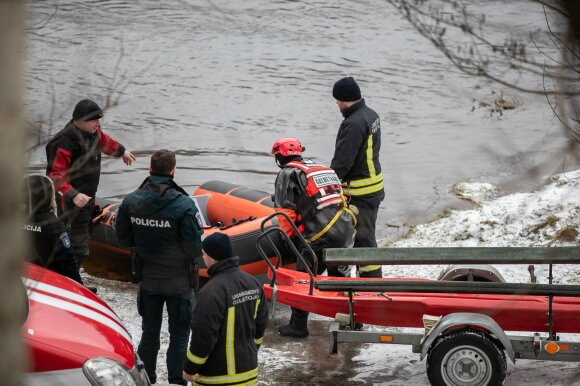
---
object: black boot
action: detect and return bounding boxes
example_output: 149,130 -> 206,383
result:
359,267 -> 383,278
86,286 -> 98,294
278,308 -> 309,338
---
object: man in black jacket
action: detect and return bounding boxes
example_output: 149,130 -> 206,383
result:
46,99 -> 136,282
115,149 -> 203,386
331,77 -> 384,278
183,232 -> 268,386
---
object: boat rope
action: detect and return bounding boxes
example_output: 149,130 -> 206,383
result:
307,195 -> 357,243
308,208 -> 344,243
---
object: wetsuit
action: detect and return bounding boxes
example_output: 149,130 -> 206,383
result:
274,158 -> 355,337
274,160 -> 355,274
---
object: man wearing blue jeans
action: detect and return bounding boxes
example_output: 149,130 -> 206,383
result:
115,149 -> 203,385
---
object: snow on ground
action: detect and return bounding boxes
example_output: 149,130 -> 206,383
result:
350,170 -> 580,386
83,170 -> 580,385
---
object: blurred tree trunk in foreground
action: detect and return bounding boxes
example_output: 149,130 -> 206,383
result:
0,0 -> 27,385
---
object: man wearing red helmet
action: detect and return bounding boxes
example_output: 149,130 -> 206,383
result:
271,137 -> 355,338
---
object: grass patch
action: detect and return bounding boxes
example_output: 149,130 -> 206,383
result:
548,226 -> 579,245
528,216 -> 560,234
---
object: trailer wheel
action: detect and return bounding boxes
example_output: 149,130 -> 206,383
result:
426,330 -> 506,386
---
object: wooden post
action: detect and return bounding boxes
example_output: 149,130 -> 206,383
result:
0,0 -> 26,385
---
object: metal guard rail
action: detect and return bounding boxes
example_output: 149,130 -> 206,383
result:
256,211 -> 318,295
314,279 -> 580,297
323,246 -> 580,265
321,246 -> 580,338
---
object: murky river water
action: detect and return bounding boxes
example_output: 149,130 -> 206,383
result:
24,0 -> 579,242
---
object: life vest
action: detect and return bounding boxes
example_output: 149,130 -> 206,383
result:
285,161 -> 344,210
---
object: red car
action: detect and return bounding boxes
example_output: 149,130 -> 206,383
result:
22,263 -> 172,386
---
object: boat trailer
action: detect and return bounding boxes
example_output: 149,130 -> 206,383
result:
255,214 -> 580,385
318,246 -> 580,386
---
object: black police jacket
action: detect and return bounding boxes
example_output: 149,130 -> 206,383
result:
184,257 -> 268,385
114,175 -> 203,280
24,211 -> 74,266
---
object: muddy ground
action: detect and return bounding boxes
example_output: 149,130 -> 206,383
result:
85,273 -> 580,386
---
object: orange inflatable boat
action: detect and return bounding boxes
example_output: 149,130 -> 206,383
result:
87,181 -> 295,281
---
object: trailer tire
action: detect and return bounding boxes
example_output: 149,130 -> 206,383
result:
426,329 -> 506,386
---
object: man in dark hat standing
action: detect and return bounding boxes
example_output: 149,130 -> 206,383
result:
115,149 -> 202,386
331,77 -> 384,278
46,99 -> 136,289
183,232 -> 268,386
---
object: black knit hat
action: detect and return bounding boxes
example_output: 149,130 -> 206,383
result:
202,232 -> 234,261
332,77 -> 362,102
72,99 -> 104,122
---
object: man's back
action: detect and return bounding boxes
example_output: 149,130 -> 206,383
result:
115,174 -> 203,279
187,257 -> 268,381
274,164 -> 354,248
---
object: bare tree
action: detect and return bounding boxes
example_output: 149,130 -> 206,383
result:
388,0 -> 580,146
0,0 -> 27,385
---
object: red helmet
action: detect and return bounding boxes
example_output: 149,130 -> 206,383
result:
271,138 -> 305,157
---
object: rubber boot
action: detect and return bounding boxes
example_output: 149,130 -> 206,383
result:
278,308 -> 309,338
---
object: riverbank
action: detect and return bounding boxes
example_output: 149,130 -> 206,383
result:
83,169 -> 579,385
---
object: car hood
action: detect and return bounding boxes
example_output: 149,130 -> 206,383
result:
23,263 -> 134,372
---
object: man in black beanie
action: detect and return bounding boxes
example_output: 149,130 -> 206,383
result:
46,98 -> 136,290
330,77 -> 384,278
183,232 -> 269,385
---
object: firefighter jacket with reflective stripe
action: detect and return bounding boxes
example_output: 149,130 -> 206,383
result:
284,161 -> 343,209
330,99 -> 385,199
184,257 -> 269,385
273,161 -> 355,249
46,121 -> 126,203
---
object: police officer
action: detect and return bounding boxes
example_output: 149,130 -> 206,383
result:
271,138 -> 355,338
22,175 -> 83,284
183,232 -> 268,385
331,77 -> 384,278
114,149 -> 203,386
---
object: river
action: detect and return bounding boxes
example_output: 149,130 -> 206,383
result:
24,0 -> 579,243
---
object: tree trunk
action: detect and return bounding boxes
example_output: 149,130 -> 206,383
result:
0,0 -> 27,385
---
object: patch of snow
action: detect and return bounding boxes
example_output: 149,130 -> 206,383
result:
451,181 -> 498,205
